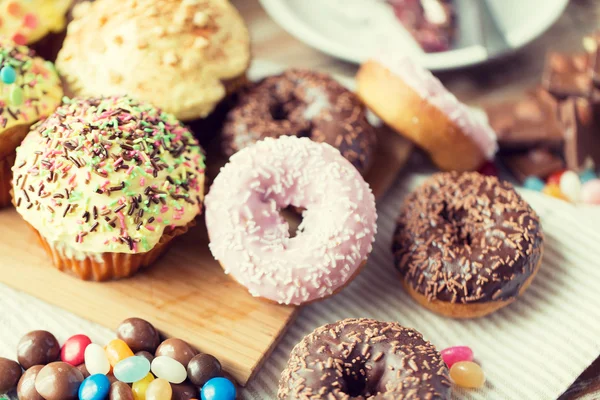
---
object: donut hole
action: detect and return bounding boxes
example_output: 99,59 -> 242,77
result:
269,103 -> 289,121
281,206 -> 305,238
344,373 -> 367,397
439,201 -> 473,246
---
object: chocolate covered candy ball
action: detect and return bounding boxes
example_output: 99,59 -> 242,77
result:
187,354 -> 221,387
76,363 -> 90,378
34,362 -> 84,400
0,357 -> 22,393
135,350 -> 155,364
17,330 -> 60,369
110,381 -> 134,400
117,318 -> 161,353
170,381 -> 198,400
155,338 -> 197,366
17,365 -> 44,400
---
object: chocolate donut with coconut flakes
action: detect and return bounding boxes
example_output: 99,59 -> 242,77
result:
278,318 -> 451,399
221,69 -> 377,175
393,172 -> 544,318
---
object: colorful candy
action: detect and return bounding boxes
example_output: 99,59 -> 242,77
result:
145,378 -> 173,400
117,318 -> 161,353
0,65 -> 16,84
440,346 -> 473,369
85,343 -> 110,376
151,356 -> 187,384
523,176 -> 545,192
559,171 -> 581,202
34,362 -> 84,400
580,169 -> 597,184
61,334 -> 92,366
449,361 -> 486,388
546,169 -> 565,186
106,339 -> 135,368
113,356 -> 151,383
542,183 -> 568,201
155,338 -> 197,366
132,373 -> 155,400
109,381 -> 134,400
78,374 -> 111,400
17,330 -> 60,370
201,377 -> 236,400
188,354 -> 222,387
581,179 -> 600,205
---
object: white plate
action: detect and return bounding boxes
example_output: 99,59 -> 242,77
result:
258,0 -> 569,71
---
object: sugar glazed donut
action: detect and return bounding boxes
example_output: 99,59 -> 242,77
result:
393,172 -> 544,318
222,69 -> 377,175
278,318 -> 451,399
204,136 -> 377,305
356,56 -> 497,171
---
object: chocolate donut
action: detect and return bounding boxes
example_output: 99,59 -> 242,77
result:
222,69 -> 377,175
393,172 -> 544,318
278,318 -> 451,399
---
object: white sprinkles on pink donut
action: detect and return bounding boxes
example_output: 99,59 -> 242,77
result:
375,54 -> 498,159
205,136 -> 377,305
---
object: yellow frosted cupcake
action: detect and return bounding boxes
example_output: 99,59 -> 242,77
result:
12,95 -> 206,281
0,37 -> 62,208
0,0 -> 72,45
56,0 -> 251,121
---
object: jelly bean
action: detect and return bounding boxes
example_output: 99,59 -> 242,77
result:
559,171 -> 581,202
151,356 -> 186,384
132,373 -> 154,400
581,179 -> 600,205
113,356 -> 151,383
78,374 -> 111,400
0,65 -> 16,84
450,361 -> 485,388
477,161 -> 498,177
546,169 -> 565,186
85,343 -> 110,376
542,183 -> 568,201
440,346 -> 473,368
61,334 -> 92,366
106,339 -> 134,368
10,86 -> 23,106
580,169 -> 597,184
145,378 -> 172,400
201,377 -> 236,400
523,176 -> 545,192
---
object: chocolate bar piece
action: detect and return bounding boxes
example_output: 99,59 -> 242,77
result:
559,97 -> 600,171
502,148 -> 565,183
542,52 -> 593,99
485,88 -> 563,151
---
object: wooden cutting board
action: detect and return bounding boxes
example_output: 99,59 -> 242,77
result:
0,126 -> 412,385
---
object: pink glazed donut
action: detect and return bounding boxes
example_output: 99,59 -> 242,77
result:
205,136 -> 377,305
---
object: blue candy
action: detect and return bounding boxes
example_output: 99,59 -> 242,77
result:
113,355 -> 150,383
523,176 -> 545,192
580,169 -> 597,184
0,66 -> 16,84
78,374 -> 111,400
201,377 -> 236,400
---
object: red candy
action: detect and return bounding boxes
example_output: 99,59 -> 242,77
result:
11,33 -> 27,45
477,161 -> 498,177
546,170 -> 566,186
441,346 -> 474,368
61,334 -> 92,366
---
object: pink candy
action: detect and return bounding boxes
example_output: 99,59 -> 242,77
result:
441,346 -> 474,368
60,334 -> 92,366
581,179 -> 600,205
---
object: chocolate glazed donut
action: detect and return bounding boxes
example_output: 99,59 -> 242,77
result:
393,172 -> 544,318
221,69 -> 377,175
278,318 -> 451,400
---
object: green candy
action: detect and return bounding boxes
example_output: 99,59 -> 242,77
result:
10,86 -> 24,106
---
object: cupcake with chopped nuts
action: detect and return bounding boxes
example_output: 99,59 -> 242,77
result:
12,95 -> 205,281
56,0 -> 251,121
0,37 -> 63,208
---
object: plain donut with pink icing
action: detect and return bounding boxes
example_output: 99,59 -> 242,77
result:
204,136 -> 377,305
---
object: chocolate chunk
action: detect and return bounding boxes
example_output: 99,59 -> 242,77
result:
155,338 -> 197,366
17,330 -> 60,370
170,381 -> 198,400
0,357 -> 22,394
34,362 -> 84,400
17,365 -> 44,400
502,148 -> 565,183
187,354 -> 222,387
135,350 -> 155,364
117,318 -> 161,353
543,52 -> 593,99
109,381 -> 134,400
559,97 -> 600,171
486,88 -> 564,150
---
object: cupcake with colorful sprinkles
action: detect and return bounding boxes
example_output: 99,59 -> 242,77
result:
0,37 -> 62,208
11,95 -> 206,281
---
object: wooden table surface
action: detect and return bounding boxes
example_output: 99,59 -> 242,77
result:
231,0 -> 600,398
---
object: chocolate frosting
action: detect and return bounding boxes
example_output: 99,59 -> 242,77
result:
393,172 -> 543,304
278,318 -> 451,400
222,69 -> 377,175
